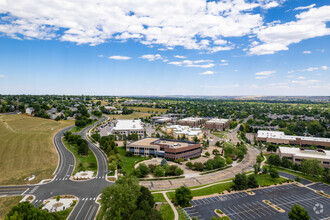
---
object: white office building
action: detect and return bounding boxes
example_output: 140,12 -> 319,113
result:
111,119 -> 144,137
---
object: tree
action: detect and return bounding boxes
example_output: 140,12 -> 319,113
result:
56,195 -> 60,202
135,163 -> 150,178
288,204 -> 310,220
253,163 -> 260,174
5,202 -> 55,220
91,133 -> 101,142
247,175 -> 259,188
205,151 -> 210,157
226,157 -> 233,165
193,162 -> 204,171
174,186 -> 193,207
153,166 -> 165,177
281,157 -> 292,168
161,158 -> 168,167
267,154 -> 281,166
269,168 -> 279,178
233,173 -> 248,190
262,166 -> 268,174
301,159 -> 323,178
100,176 -> 161,220
186,162 -> 193,169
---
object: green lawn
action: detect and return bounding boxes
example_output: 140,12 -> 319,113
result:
166,182 -> 234,200
254,174 -> 288,186
153,193 -> 167,202
160,204 -> 174,220
52,207 -> 73,219
274,167 -> 324,183
69,120 -> 96,133
224,141 -> 235,148
118,147 -> 150,175
63,139 -> 97,175
212,132 -> 227,139
177,207 -> 189,220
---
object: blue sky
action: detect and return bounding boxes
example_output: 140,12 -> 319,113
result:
0,0 -> 329,96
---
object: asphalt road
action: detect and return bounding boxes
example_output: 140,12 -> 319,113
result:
0,117 -> 113,219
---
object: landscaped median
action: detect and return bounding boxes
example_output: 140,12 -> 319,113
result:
62,138 -> 97,177
263,200 -> 285,213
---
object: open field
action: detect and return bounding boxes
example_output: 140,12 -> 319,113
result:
128,107 -> 168,113
0,196 -> 23,219
0,114 -> 73,185
63,139 -> 97,174
108,112 -> 152,120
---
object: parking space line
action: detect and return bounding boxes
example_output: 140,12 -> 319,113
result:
254,201 -> 275,215
242,203 -> 263,218
225,207 -> 245,220
232,205 -> 255,219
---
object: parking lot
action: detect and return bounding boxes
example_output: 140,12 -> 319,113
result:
184,184 -> 330,220
309,182 -> 330,195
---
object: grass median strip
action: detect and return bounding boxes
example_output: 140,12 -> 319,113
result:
63,139 -> 97,175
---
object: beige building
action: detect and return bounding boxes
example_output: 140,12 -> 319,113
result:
279,146 -> 330,168
166,125 -> 203,141
205,118 -> 230,131
257,130 -> 330,147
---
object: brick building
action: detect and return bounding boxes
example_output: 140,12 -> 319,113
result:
127,138 -> 201,160
205,118 -> 230,131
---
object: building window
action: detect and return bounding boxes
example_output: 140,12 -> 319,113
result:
323,161 -> 330,165
295,159 -> 302,162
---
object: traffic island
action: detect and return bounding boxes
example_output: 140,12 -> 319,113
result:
263,200 -> 285,213
42,195 -> 77,213
245,190 -> 255,195
214,209 -> 230,219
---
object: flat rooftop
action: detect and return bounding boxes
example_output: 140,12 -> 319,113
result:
113,119 -> 143,130
207,118 -> 229,123
258,130 -> 330,143
129,138 -> 193,149
279,146 -> 330,160
180,117 -> 203,122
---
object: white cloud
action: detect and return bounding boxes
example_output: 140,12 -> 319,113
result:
297,76 -> 306,79
321,66 -> 328,70
0,74 -> 5,78
287,70 -> 294,74
262,1 -> 279,9
0,0 -> 268,52
302,67 -> 319,72
255,70 -> 275,79
140,54 -> 163,61
221,60 -> 228,63
291,79 -> 319,85
200,70 -> 214,75
250,5 -> 330,55
108,55 -> 131,60
168,59 -> 214,68
98,54 -> 104,58
303,51 -> 311,54
294,4 -> 315,11
220,63 -> 229,66
174,55 -> 186,59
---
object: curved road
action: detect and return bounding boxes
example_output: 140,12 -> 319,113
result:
0,117 -> 112,220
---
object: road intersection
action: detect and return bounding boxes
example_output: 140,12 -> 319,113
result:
0,118 -> 112,220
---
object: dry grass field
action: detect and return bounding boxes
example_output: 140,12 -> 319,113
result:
0,196 -> 23,219
108,112 -> 152,120
128,106 -> 168,113
0,114 -> 73,185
